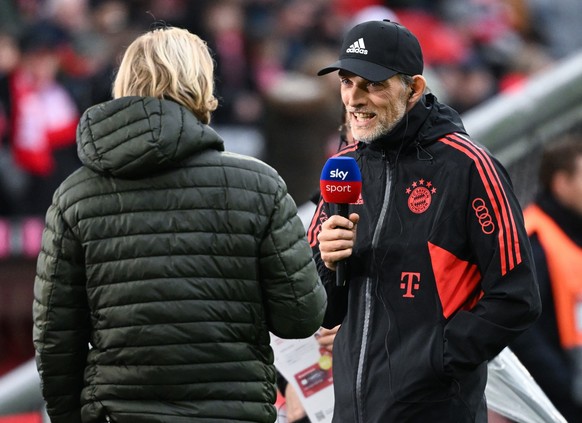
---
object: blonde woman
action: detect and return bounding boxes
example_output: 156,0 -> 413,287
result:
32,26 -> 326,423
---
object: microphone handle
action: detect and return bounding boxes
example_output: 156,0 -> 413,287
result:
335,203 -> 349,287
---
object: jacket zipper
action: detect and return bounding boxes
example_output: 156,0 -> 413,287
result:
354,151 -> 393,422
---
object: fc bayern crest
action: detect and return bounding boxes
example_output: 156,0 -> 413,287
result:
405,179 -> 437,214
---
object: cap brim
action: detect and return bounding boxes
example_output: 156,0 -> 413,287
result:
317,58 -> 398,82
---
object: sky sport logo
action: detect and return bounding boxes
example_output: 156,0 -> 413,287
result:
320,157 -> 362,205
346,38 -> 367,55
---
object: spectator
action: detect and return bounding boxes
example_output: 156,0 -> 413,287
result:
0,21 -> 79,216
43,0 -> 116,111
201,0 -> 263,126
510,135 -> 582,423
309,19 -> 541,422
32,25 -> 326,422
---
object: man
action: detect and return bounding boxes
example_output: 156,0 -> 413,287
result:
510,136 -> 582,423
0,22 -> 79,216
32,26 -> 326,423
307,20 -> 541,422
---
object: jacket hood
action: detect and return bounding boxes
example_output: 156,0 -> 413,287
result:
77,96 -> 224,178
366,93 -> 467,153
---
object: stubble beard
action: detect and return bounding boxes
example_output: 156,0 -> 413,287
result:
352,98 -> 408,144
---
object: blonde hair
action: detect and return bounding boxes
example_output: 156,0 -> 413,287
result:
112,27 -> 218,124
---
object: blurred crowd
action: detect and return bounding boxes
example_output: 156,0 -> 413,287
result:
1,0 -> 582,216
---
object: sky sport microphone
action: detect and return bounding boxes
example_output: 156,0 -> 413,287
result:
320,156 -> 362,287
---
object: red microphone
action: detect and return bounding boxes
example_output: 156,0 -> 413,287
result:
320,157 -> 362,286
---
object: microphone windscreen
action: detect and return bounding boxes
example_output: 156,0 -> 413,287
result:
320,156 -> 362,204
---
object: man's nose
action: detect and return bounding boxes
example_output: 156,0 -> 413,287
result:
344,86 -> 366,108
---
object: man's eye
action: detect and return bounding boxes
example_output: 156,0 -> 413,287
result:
367,81 -> 382,88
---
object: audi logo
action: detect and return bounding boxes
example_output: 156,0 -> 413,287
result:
472,198 -> 495,234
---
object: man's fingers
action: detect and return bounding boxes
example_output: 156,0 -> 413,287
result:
317,213 -> 359,271
317,228 -> 355,244
321,247 -> 352,262
321,214 -> 353,231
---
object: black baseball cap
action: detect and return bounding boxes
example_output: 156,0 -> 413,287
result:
318,20 -> 423,82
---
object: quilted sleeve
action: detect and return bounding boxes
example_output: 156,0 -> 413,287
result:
259,177 -> 327,339
32,200 -> 90,423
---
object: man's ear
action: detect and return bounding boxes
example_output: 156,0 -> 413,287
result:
409,75 -> 426,103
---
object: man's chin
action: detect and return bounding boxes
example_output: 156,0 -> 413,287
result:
353,123 -> 398,144
353,130 -> 380,144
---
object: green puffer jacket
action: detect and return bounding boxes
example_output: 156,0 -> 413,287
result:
32,96 -> 327,423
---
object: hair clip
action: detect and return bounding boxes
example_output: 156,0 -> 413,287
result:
147,13 -> 169,31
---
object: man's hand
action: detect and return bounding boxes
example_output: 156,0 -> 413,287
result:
284,383 -> 308,422
317,213 -> 359,271
316,325 -> 340,352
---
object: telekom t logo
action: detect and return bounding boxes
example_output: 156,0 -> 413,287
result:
400,272 -> 420,298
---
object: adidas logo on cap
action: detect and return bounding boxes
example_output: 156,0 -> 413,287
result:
346,38 -> 367,55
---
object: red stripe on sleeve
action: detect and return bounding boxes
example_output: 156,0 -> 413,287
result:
449,133 -> 522,267
439,134 -> 521,275
308,199 -> 325,247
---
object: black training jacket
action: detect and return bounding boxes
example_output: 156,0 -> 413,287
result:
307,94 -> 541,423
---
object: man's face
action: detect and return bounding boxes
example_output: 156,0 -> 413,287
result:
557,156 -> 582,216
339,71 -> 410,144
